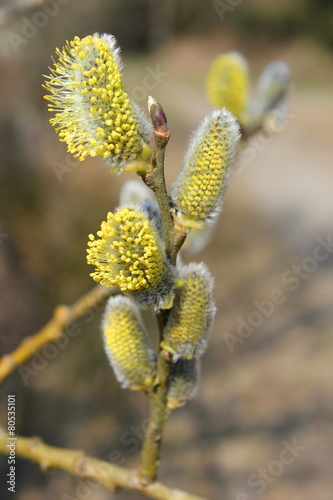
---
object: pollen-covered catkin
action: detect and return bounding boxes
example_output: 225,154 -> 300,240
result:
44,34 -> 151,172
86,205 -> 175,310
161,263 -> 216,359
171,108 -> 240,228
206,52 -> 249,120
102,296 -> 156,390
167,358 -> 199,410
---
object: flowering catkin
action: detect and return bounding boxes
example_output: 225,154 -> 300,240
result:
206,52 -> 249,120
171,108 -> 240,228
44,34 -> 151,172
161,263 -> 216,359
167,358 -> 199,410
86,205 -> 175,309
102,296 -> 156,390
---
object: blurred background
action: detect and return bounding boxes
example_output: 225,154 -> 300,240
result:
0,0 -> 333,499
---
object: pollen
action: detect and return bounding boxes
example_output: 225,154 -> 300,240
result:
161,263 -> 216,359
43,34 -> 151,172
87,205 -> 176,309
171,108 -> 240,228
206,52 -> 249,120
102,296 -> 156,390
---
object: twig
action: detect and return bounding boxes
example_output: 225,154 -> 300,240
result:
0,285 -> 115,384
138,100 -> 184,484
139,349 -> 172,484
143,99 -> 186,265
0,428 -> 208,500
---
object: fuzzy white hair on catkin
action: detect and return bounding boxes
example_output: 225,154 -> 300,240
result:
102,295 -> 156,388
171,107 -> 241,225
94,32 -> 123,70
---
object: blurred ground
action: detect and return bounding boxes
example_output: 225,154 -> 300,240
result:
0,1 -> 333,500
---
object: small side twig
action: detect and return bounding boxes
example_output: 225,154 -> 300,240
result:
0,284 -> 115,384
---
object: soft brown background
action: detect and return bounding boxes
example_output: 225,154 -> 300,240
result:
0,1 -> 333,499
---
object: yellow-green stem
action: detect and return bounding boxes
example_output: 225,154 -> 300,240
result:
139,103 -> 185,484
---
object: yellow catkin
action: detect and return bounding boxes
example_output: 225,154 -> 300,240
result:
206,52 -> 249,120
44,34 -> 151,172
161,263 -> 216,359
171,108 -> 240,228
102,296 -> 156,390
167,358 -> 199,410
86,205 -> 175,309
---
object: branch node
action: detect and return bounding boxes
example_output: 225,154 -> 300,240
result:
1,354 -> 16,368
40,459 -> 52,472
54,305 -> 72,324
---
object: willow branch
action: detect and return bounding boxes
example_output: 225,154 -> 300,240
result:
135,100 -> 186,483
0,428 -> 207,500
239,114 -> 266,142
139,349 -> 172,484
143,99 -> 186,265
0,284 -> 115,384
143,125 -> 173,260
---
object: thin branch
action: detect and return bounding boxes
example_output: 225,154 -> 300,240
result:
138,349 -> 172,484
0,285 -> 115,384
143,99 -> 186,266
138,100 -> 186,484
239,115 -> 265,142
0,428 -> 208,500
143,120 -> 173,260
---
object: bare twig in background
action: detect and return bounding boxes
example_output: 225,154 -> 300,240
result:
138,100 -> 186,484
0,428 -> 208,500
0,284 -> 116,384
